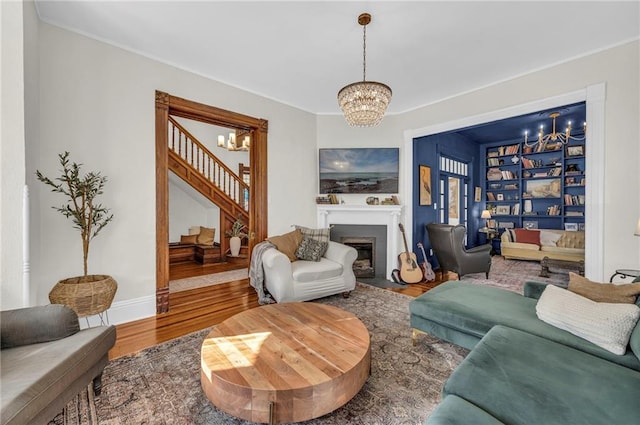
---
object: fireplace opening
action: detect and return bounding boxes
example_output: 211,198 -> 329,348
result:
341,237 -> 375,278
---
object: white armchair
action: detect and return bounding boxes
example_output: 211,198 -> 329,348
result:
262,241 -> 357,303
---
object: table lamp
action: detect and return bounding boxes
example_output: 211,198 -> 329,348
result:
481,210 -> 492,229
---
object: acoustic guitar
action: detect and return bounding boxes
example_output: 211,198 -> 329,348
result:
417,242 -> 436,282
397,224 -> 423,284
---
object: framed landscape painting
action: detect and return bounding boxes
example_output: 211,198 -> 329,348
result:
319,148 -> 399,194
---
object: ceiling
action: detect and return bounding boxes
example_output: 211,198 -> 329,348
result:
35,1 -> 639,116
453,101 -> 586,144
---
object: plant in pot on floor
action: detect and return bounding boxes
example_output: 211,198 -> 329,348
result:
225,218 -> 248,257
37,151 -> 117,321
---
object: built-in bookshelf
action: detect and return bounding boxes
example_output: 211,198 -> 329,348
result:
483,138 -> 585,231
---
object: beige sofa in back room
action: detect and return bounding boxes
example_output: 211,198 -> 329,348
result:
500,228 -> 584,262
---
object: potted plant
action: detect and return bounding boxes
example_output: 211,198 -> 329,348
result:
37,152 -> 117,319
225,217 -> 247,257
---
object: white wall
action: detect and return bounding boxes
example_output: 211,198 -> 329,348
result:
0,0 -> 27,309
28,22 -> 317,313
168,178 -> 218,243
23,0 -> 40,307
318,40 -> 640,281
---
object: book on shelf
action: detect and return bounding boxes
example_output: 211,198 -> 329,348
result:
521,157 -> 544,169
547,167 -> 562,176
328,194 -> 339,204
546,205 -> 561,215
566,211 -> 584,217
487,158 -> 501,166
504,144 -> 519,155
504,183 -> 518,190
501,170 -> 517,180
564,194 -> 585,206
487,192 -> 496,201
316,196 -> 331,204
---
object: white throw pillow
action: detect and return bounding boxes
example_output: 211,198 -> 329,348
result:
539,230 -> 562,247
536,285 -> 640,355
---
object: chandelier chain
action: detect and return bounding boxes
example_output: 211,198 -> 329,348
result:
362,24 -> 367,81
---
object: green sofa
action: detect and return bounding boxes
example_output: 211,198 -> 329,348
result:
409,280 -> 640,425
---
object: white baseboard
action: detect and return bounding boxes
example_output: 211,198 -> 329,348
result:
80,294 -> 156,329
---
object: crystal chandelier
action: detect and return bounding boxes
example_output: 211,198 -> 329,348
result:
337,13 -> 392,127
524,112 -> 586,147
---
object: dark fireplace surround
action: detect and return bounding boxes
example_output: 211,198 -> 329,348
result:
330,224 -> 387,279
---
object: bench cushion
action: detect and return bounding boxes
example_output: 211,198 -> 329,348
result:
444,326 -> 640,425
1,325 -> 115,424
409,281 -> 640,370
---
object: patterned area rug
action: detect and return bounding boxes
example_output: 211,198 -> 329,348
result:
51,284 -> 468,425
169,268 -> 248,293
357,256 -> 571,292
462,255 -> 571,294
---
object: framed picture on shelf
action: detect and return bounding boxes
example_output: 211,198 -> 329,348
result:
566,145 -> 584,157
564,223 -> 579,232
496,205 -> 510,215
487,219 -> 497,229
419,165 -> 432,206
578,223 -> 585,231
496,193 -> 504,201
525,178 -> 561,198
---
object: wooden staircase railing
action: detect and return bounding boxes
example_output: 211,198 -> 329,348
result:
167,116 -> 249,228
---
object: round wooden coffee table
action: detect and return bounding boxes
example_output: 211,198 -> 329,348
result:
200,302 -> 371,424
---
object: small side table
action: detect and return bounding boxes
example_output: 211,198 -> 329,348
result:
609,269 -> 640,283
478,227 -> 500,255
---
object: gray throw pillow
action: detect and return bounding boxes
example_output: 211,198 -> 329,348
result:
295,237 -> 327,262
294,225 -> 330,256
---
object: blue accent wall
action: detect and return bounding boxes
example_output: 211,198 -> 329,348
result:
413,133 -> 482,265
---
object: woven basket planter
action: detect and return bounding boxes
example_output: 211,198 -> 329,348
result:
49,275 -> 117,318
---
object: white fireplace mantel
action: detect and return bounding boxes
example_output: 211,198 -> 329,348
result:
317,205 -> 404,280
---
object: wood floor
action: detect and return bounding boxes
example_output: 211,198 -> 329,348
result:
109,271 -> 454,360
169,258 -> 248,280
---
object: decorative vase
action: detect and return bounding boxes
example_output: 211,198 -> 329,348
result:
524,200 -> 533,213
49,275 -> 117,318
229,236 -> 241,257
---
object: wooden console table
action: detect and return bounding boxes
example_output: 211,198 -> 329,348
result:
540,256 -> 584,278
201,303 -> 371,424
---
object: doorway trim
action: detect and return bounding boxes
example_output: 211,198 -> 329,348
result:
155,91 -> 268,313
403,83 -> 605,280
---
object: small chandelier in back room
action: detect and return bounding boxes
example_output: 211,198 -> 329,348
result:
523,112 -> 586,147
337,13 -> 392,127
